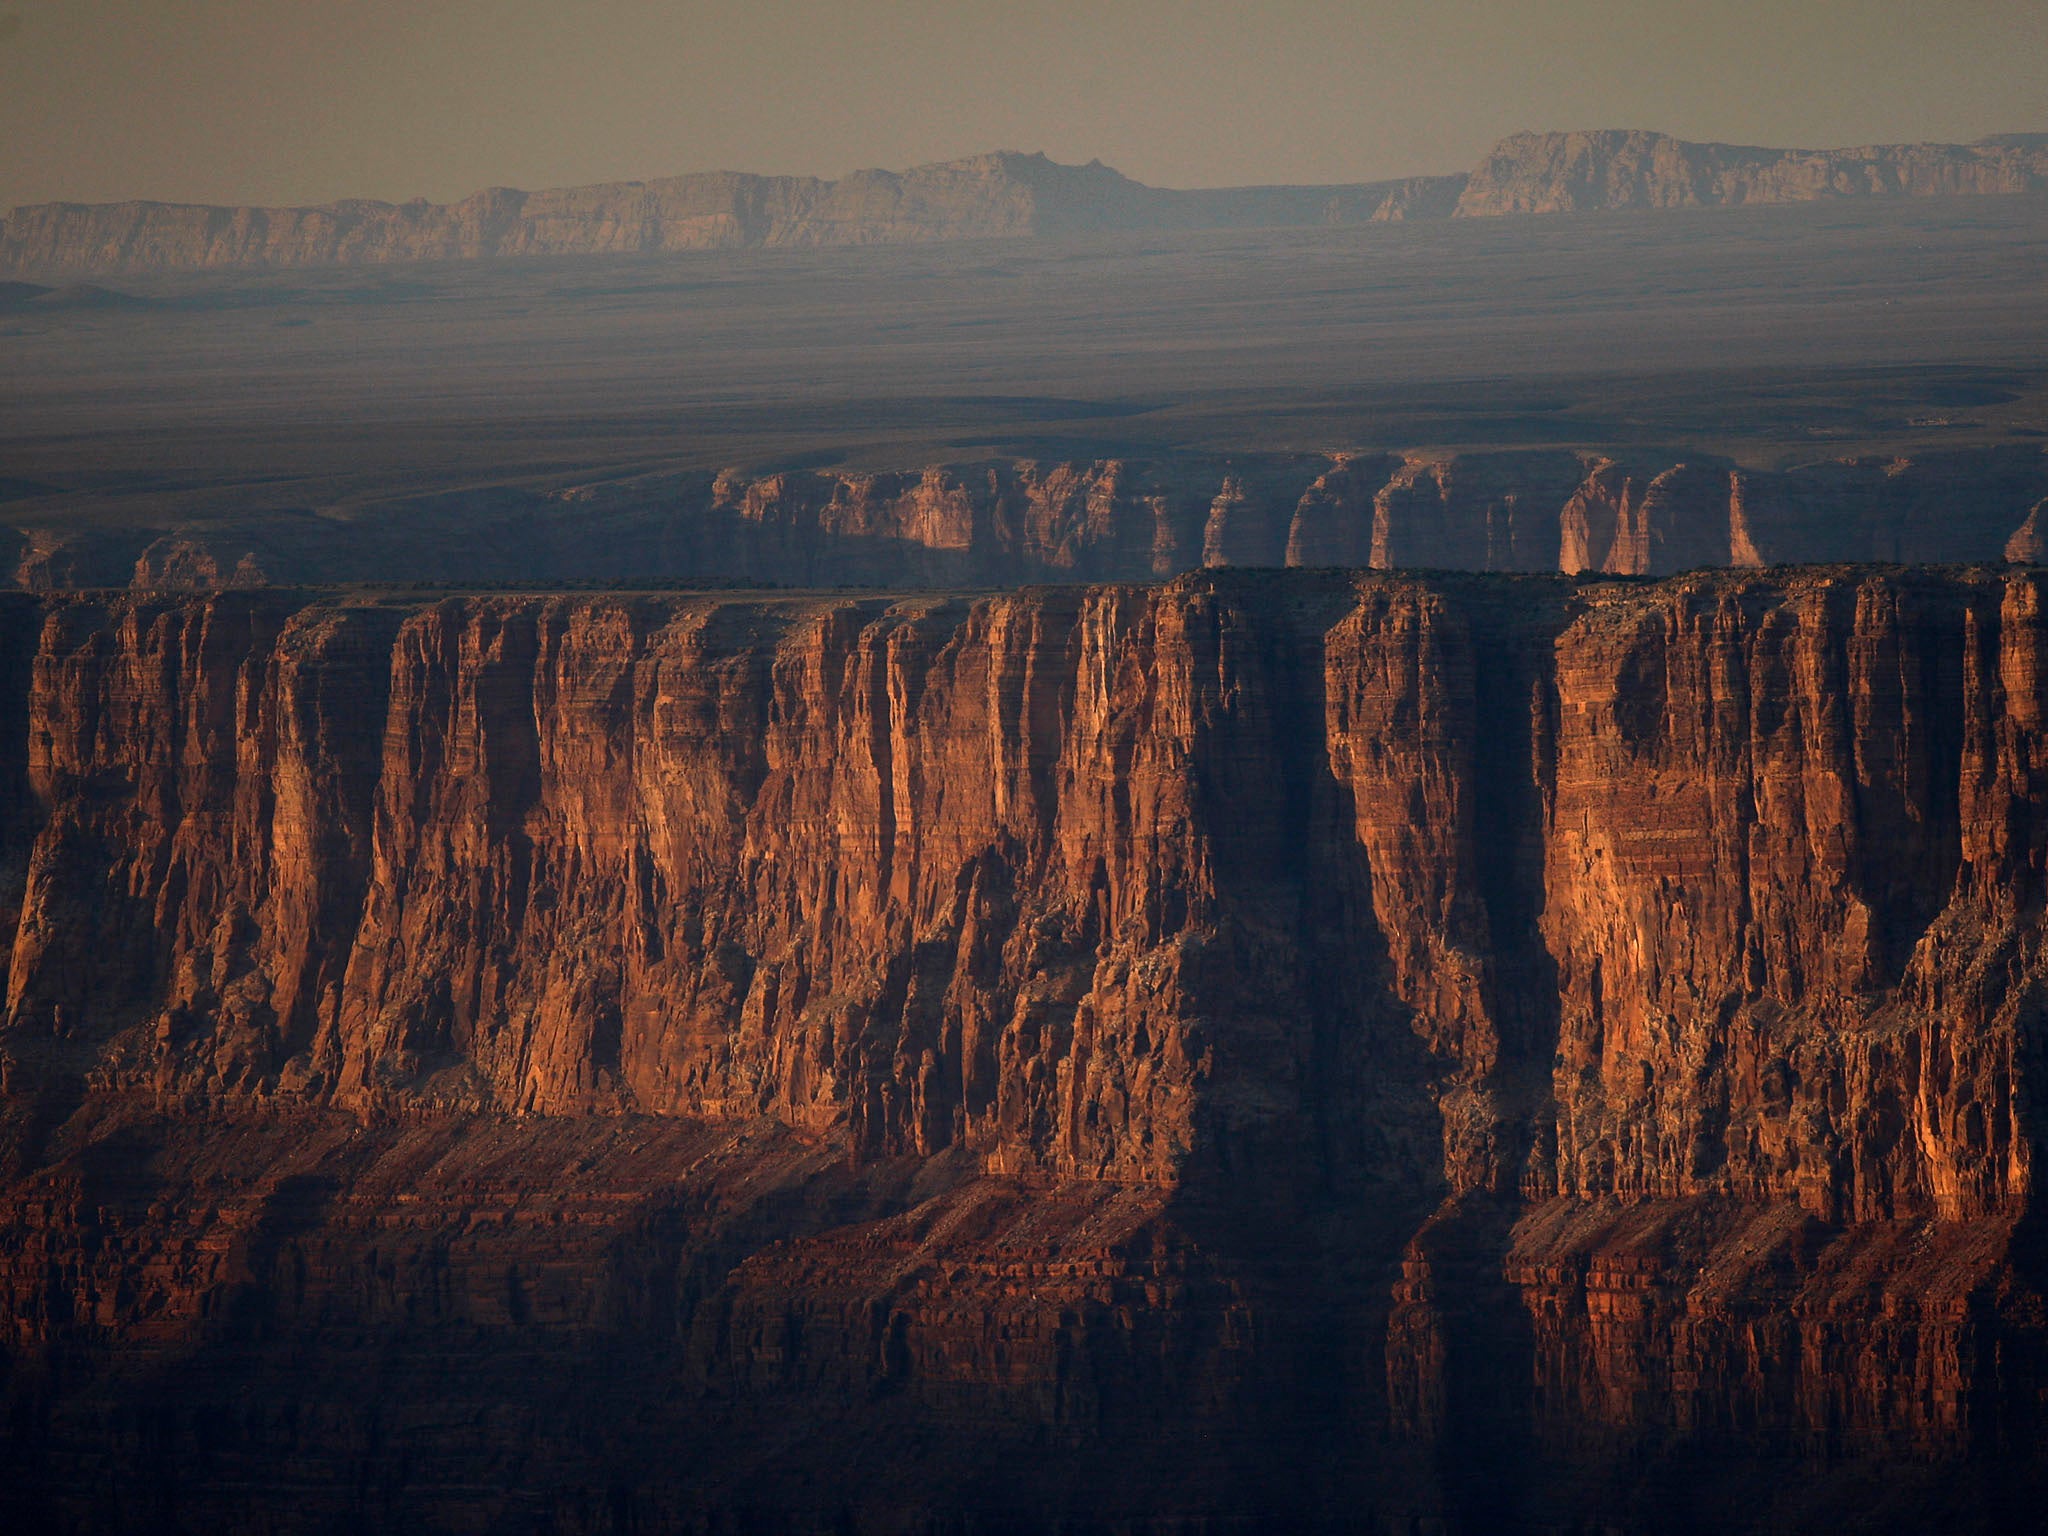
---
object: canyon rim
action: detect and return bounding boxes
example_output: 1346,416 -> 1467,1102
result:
6,3 -> 2048,1529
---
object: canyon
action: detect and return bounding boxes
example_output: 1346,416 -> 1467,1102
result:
8,185 -> 2042,610
3,566 -> 2048,1531
3,129 -> 2043,276
11,443 -> 2042,593
3,123 -> 2047,1533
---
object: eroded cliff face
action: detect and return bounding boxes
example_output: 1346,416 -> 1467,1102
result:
0,153 -> 1454,277
4,569 -> 2048,1533
1456,129 -> 2048,216
26,443 -> 2048,595
7,129 -> 2041,277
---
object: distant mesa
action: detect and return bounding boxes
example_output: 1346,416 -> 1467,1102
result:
1,129 -> 2043,276
0,151 -> 1469,277
1453,127 -> 2048,216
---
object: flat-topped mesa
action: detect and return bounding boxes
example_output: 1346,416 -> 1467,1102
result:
1455,127 -> 2048,215
0,152 -> 1459,276
6,129 -> 2041,275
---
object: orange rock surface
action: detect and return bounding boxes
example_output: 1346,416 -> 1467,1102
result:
3,568 -> 2047,1531
43,445 -> 2048,594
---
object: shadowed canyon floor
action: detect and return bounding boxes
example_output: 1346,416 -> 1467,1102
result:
3,568 -> 2048,1532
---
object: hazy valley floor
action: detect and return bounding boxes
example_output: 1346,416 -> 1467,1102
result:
0,197 -> 2045,589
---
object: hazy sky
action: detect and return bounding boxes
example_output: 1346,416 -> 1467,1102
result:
2,0 -> 2044,209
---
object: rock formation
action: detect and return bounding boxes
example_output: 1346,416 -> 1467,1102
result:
1456,128 -> 2048,216
9,444 -> 2041,593
3,567 -> 2048,1531
5,130 -> 2042,276
0,153 -> 1463,276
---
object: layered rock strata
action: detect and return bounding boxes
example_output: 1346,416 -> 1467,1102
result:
1457,129 -> 2048,216
27,444 -> 2047,594
0,152 -> 1456,276
4,569 -> 2048,1532
6,131 -> 2042,277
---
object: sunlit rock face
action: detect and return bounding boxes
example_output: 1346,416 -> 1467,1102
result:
1454,128 -> 2048,216
3,567 -> 2048,1532
18,444 -> 2038,595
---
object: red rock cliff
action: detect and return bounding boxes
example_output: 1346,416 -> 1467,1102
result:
43,444 -> 2048,595
3,569 -> 2048,1533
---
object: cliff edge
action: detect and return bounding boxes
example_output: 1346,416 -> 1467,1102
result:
3,568 -> 2048,1530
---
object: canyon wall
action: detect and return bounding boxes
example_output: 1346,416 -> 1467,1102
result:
0,153 -> 1451,277
6,130 -> 2042,276
1457,129 -> 2048,216
3,568 -> 2048,1531
30,444 -> 2048,594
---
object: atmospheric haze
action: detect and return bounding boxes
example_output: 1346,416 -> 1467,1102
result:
10,7 -> 2048,1536
0,0 -> 2044,209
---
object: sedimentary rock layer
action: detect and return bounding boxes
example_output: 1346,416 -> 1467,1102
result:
5,130 -> 2041,276
31,444 -> 2047,593
1456,128 -> 2048,216
0,152 -> 1456,276
3,568 -> 2048,1532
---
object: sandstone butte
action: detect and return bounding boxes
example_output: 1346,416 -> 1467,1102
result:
3,128 -> 2044,275
15,445 -> 2048,593
2,566 -> 2048,1531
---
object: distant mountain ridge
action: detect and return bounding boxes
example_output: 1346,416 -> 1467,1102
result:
2,129 -> 2042,275
0,151 -> 1461,276
1455,128 -> 2048,215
